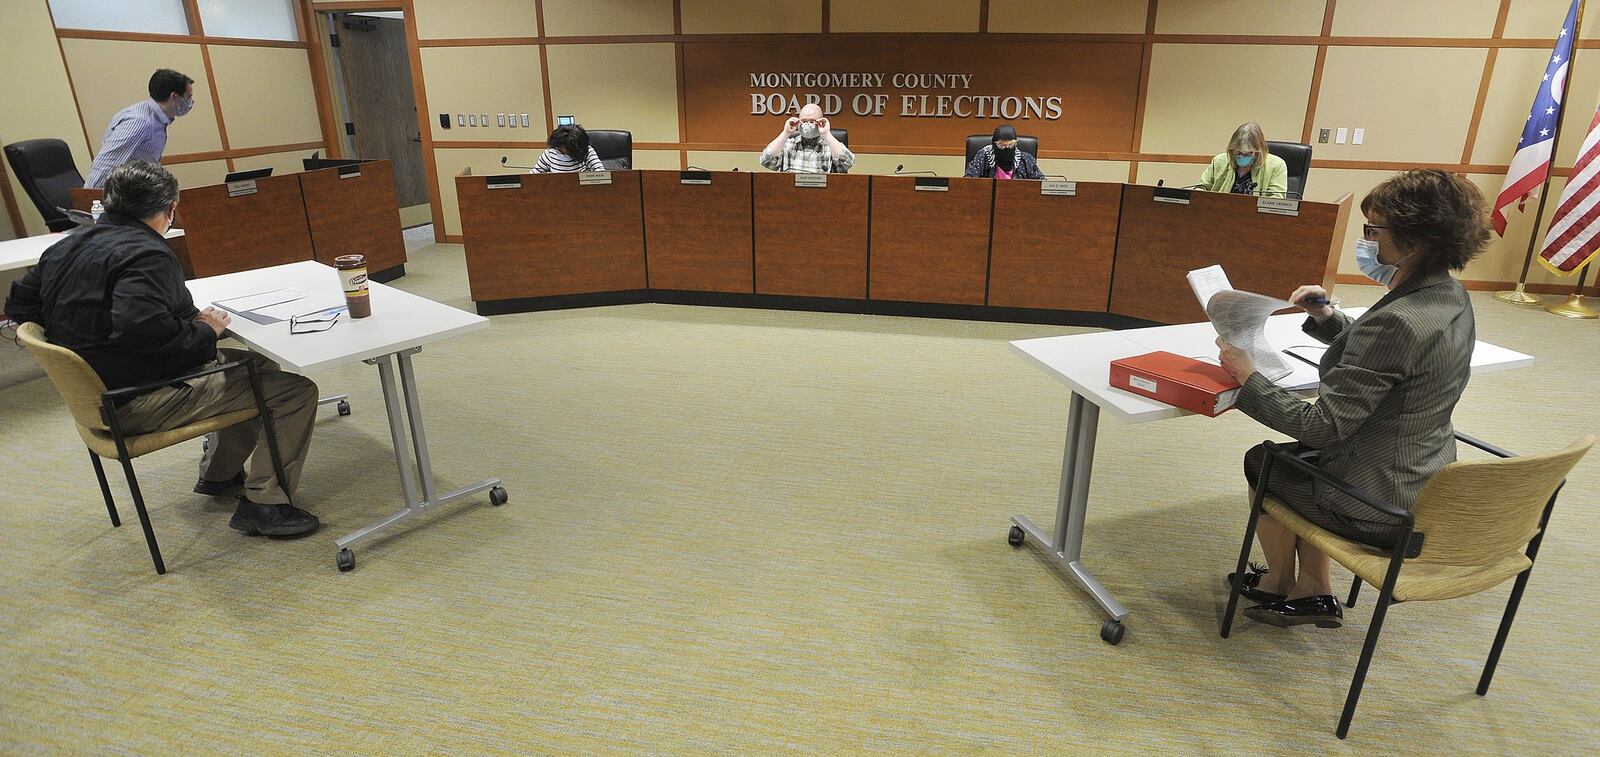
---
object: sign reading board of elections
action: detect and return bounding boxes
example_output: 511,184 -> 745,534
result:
681,38 -> 1143,151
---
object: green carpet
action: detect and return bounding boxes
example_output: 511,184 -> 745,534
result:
1,241 -> 1596,753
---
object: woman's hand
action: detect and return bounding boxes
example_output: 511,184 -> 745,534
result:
1290,285 -> 1334,323
1216,337 -> 1255,384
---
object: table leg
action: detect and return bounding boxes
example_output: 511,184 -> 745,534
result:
333,348 -> 504,571
1008,392 -> 1130,644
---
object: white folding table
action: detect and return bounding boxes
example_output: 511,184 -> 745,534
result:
187,260 -> 505,572
1008,309 -> 1534,644
0,228 -> 185,274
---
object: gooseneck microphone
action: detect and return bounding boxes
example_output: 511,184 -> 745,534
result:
500,155 -> 536,170
894,164 -> 938,177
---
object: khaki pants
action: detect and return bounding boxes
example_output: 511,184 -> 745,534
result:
117,348 -> 318,505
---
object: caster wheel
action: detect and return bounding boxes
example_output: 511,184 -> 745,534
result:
489,485 -> 508,506
1007,525 -> 1025,547
336,400 -> 351,416
1101,619 -> 1125,645
336,548 -> 355,572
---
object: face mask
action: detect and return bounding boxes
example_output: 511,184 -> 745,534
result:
1235,154 -> 1254,168
798,122 -> 820,140
176,95 -> 194,117
994,146 -> 1016,170
1355,239 -> 1399,286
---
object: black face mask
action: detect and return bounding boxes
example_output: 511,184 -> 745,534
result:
994,146 -> 1016,171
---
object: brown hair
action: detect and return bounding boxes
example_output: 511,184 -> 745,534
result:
1359,169 -> 1491,271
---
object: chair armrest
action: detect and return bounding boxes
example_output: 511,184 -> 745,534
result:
101,358 -> 251,405
1261,440 -> 1413,526
1454,431 -> 1515,459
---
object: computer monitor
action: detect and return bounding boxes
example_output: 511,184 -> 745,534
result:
223,168 -> 272,182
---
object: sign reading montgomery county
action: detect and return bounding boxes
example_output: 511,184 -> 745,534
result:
681,40 -> 1143,151
748,72 -> 1065,120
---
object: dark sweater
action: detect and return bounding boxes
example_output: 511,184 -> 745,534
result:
5,214 -> 216,388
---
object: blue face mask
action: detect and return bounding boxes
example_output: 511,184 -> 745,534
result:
1355,239 -> 1399,286
1235,154 -> 1255,168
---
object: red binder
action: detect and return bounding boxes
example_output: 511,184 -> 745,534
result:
1109,351 -> 1241,417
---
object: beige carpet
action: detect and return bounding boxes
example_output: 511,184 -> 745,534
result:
1,242 -> 1596,754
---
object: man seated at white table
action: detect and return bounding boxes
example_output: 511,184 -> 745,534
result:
4,161 -> 322,537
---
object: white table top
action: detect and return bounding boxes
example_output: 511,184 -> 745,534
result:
1011,307 -> 1535,425
186,260 -> 487,374
0,228 -> 187,274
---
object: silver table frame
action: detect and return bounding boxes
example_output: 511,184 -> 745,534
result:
333,347 -> 502,567
1009,392 -> 1130,640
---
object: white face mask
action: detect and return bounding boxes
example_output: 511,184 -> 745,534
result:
798,122 -> 820,140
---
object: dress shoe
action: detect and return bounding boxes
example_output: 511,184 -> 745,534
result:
194,471 -> 245,497
1244,594 -> 1344,628
229,498 -> 320,538
1226,561 -> 1286,603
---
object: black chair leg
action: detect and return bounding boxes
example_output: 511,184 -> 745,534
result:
115,456 -> 165,575
247,363 -> 296,507
1346,578 -> 1361,608
88,449 -> 120,527
1478,570 -> 1533,696
1337,591 -> 1394,738
1222,492 -> 1266,638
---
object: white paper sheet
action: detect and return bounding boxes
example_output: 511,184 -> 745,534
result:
213,287 -> 306,313
1186,265 -> 1232,309
255,292 -> 346,321
1205,289 -> 1296,382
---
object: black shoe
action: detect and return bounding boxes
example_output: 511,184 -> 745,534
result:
1226,561 -> 1287,603
229,499 -> 320,538
1244,594 -> 1344,628
194,471 -> 245,497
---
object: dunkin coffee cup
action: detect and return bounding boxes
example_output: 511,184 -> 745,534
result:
335,254 -> 372,318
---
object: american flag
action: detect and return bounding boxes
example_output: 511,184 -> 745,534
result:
1540,105 -> 1600,274
1491,0 -> 1580,236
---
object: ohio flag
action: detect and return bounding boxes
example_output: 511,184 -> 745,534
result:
1492,0 -> 1580,236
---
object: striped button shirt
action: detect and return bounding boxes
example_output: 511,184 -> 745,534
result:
532,146 -> 605,173
85,99 -> 174,189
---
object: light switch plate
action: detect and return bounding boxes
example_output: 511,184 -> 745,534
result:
1335,127 -> 1348,144
1318,128 -> 1330,144
521,113 -> 530,128
497,113 -> 506,127
457,114 -> 466,127
468,114 -> 477,127
480,113 -> 489,128
1352,128 -> 1365,145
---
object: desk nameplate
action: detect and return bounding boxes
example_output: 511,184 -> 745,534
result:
579,171 -> 613,186
1041,180 -> 1077,197
226,179 -> 258,198
485,176 -> 522,190
795,173 -> 827,188
913,177 -> 950,192
1257,197 -> 1301,216
1152,187 -> 1191,205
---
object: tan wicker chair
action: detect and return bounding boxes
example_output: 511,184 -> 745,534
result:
1221,432 -> 1594,738
17,322 -> 292,575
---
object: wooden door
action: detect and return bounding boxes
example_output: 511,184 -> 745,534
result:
332,14 -> 429,208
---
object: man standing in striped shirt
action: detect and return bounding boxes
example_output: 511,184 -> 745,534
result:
84,69 -> 196,189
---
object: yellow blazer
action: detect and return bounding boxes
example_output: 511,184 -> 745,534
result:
1199,152 -> 1289,195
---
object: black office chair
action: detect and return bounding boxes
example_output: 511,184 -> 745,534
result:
5,138 -> 86,233
830,129 -> 849,147
588,130 -> 632,170
1267,140 -> 1313,197
964,134 -> 1039,166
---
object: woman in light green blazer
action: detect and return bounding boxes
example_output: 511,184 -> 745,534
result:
1199,122 -> 1288,195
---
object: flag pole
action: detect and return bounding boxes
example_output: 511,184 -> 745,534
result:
1496,0 -> 1586,306
1545,263 -> 1599,317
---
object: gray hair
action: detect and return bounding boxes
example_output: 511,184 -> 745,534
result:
103,160 -> 179,220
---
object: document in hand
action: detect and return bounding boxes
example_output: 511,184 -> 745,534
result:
1186,265 -> 1295,381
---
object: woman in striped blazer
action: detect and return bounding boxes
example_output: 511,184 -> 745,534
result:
1215,169 -> 1491,628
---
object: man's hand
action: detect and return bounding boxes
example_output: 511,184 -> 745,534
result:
817,116 -> 832,137
782,116 -> 800,138
1216,337 -> 1255,384
1290,284 -> 1334,323
197,306 -> 231,336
